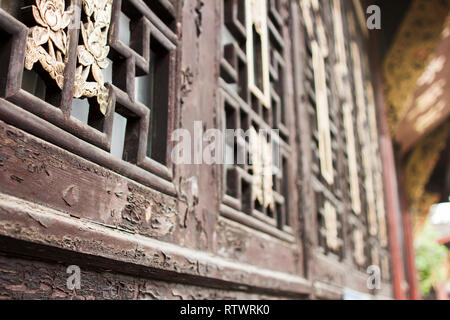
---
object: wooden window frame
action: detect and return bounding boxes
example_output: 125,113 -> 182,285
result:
219,0 -> 295,242
0,0 -> 180,195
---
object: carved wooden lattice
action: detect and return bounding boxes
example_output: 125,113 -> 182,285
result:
351,42 -> 378,237
342,1 -> 390,277
323,200 -> 339,251
330,0 -> 367,268
0,0 -> 178,195
219,0 -> 293,241
353,228 -> 366,266
301,0 -> 346,257
24,0 -> 112,114
332,0 -> 361,216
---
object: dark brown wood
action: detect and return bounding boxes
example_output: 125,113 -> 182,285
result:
0,0 -> 405,300
368,28 -> 407,300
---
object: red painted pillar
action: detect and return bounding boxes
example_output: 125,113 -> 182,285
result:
398,169 -> 421,300
369,31 -> 407,300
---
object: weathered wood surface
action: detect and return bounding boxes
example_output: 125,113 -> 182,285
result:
0,0 -> 395,299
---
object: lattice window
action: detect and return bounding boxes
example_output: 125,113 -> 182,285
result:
351,42 -> 378,237
343,1 -> 390,278
301,0 -> 347,257
219,0 -> 294,241
0,0 -> 178,194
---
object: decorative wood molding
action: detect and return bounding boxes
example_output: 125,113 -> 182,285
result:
0,191 -> 311,297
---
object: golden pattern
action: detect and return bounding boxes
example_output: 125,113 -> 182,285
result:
383,0 -> 450,133
323,201 -> 339,251
25,0 -> 71,90
312,40 -> 334,185
351,42 -> 378,236
246,0 -> 271,108
24,0 -> 113,115
75,0 -> 112,115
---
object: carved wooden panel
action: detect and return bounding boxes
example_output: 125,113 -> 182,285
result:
332,0 -> 361,216
345,1 -> 391,280
351,41 -> 378,237
366,81 -> 389,247
343,102 -> 362,214
301,0 -> 346,259
353,228 -> 366,267
220,0 -> 294,241
246,0 -> 271,108
311,39 -> 334,186
298,0 -> 393,284
322,200 -> 339,252
0,0 -> 179,195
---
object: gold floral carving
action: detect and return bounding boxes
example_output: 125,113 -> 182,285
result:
323,201 -> 339,251
76,0 -> 112,115
25,0 -> 113,115
25,0 -> 72,90
249,126 -> 274,210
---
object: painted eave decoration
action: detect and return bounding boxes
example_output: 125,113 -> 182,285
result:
384,0 -> 450,153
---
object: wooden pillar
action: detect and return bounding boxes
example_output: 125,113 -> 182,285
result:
368,30 -> 407,300
398,167 -> 421,300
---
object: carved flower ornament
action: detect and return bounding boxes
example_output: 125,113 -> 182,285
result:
25,0 -> 113,115
74,0 -> 112,114
25,0 -> 71,89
